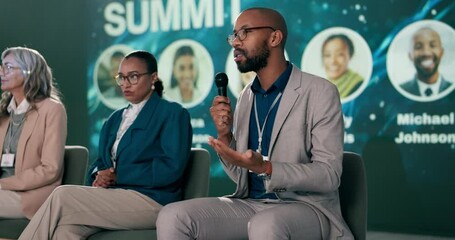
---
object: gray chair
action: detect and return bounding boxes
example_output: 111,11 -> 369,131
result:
0,145 -> 89,239
87,147 -> 210,240
339,151 -> 368,240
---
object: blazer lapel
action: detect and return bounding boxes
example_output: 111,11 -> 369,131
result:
115,93 -> 159,157
236,87 -> 254,153
0,118 -> 8,155
439,77 -> 451,92
269,66 -> 301,156
16,108 -> 39,171
105,113 -> 122,162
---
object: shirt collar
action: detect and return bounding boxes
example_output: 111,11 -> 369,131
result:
124,96 -> 149,117
250,62 -> 292,94
7,97 -> 30,115
417,74 -> 442,96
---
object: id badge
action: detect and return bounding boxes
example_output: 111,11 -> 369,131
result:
1,153 -> 15,167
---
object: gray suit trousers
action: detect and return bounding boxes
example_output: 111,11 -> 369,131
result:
156,197 -> 329,240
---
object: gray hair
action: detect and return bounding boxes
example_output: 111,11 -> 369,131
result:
0,47 -> 61,116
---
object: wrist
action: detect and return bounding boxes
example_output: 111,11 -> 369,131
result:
262,160 -> 272,175
217,132 -> 233,144
258,160 -> 272,179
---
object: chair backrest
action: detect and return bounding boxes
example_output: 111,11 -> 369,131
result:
62,145 -> 89,185
182,148 -> 211,199
339,152 -> 367,240
0,145 -> 89,239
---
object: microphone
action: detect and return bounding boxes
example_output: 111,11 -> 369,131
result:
215,72 -> 229,97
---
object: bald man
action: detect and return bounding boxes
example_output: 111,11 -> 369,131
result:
400,27 -> 452,97
156,7 -> 353,240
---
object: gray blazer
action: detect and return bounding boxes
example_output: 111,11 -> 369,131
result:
221,64 -> 353,239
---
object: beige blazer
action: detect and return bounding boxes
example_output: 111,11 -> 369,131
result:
223,64 -> 353,239
0,98 -> 67,219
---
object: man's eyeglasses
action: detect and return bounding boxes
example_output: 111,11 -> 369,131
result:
114,72 -> 150,86
0,64 -> 21,75
227,26 -> 276,45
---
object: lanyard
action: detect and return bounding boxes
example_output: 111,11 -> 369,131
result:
253,92 -> 282,154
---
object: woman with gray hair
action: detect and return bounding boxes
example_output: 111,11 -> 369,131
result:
0,46 -> 67,219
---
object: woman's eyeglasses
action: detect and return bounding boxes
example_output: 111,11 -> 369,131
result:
0,64 -> 22,75
114,72 -> 150,86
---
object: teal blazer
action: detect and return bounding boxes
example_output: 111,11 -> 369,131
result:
87,92 -> 192,205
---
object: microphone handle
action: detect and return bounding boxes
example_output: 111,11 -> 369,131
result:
218,87 -> 227,97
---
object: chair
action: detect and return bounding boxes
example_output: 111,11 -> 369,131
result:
61,145 -> 89,185
0,145 -> 89,239
87,147 -> 211,240
339,151 -> 368,240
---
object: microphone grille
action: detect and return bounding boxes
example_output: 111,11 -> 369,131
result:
215,72 -> 228,87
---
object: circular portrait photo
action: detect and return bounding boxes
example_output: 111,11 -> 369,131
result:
301,27 -> 373,103
158,39 -> 214,108
387,20 -> 455,102
225,48 -> 289,98
93,44 -> 133,109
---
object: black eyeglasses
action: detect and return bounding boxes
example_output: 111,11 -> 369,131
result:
114,72 -> 150,86
227,26 -> 276,45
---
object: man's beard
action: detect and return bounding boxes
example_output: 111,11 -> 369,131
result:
414,56 -> 440,80
236,41 -> 270,73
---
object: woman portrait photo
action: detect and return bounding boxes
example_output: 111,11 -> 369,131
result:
301,27 -> 372,103
322,34 -> 364,99
94,45 -> 133,109
159,39 -> 213,108
167,45 -> 200,103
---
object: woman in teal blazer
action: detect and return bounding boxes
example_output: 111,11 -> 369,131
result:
20,50 -> 192,239
87,82 -> 192,206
